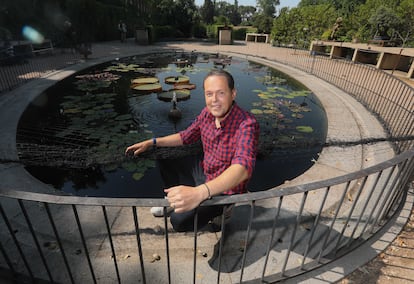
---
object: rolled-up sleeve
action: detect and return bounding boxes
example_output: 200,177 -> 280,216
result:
231,117 -> 260,178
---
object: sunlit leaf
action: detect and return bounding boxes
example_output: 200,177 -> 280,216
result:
296,126 -> 313,133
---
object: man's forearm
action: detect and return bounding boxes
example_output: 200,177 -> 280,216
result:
197,164 -> 248,200
154,133 -> 183,147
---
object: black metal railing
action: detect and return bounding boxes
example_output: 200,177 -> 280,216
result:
0,44 -> 413,283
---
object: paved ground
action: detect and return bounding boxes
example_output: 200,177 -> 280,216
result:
0,39 -> 412,283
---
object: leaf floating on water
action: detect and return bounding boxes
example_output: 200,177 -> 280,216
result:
291,113 -> 304,119
132,172 -> 144,181
131,83 -> 163,94
296,126 -> 313,133
104,164 -> 118,172
122,162 -> 137,172
104,63 -> 141,72
131,77 -> 159,85
250,109 -> 263,115
157,90 -> 191,102
164,75 -> 190,84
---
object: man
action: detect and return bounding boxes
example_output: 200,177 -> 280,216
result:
125,69 -> 259,231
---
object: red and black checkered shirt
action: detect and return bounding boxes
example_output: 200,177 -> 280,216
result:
180,102 -> 260,195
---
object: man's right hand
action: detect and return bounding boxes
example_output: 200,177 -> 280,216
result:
125,139 -> 152,156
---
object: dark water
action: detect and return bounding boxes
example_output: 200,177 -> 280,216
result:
17,52 -> 327,198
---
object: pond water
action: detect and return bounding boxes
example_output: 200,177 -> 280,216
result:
16,52 -> 327,198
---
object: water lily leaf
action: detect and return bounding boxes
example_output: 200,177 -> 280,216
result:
173,83 -> 196,90
296,126 -> 313,133
255,75 -> 287,85
131,77 -> 159,85
131,83 -> 162,94
292,113 -> 304,119
104,63 -> 141,72
258,94 -> 270,99
132,172 -> 144,181
157,89 -> 191,102
75,72 -> 120,82
251,109 -> 263,115
164,75 -> 190,84
122,162 -> 137,172
104,164 -> 118,172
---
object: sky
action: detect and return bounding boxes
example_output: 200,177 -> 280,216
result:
194,0 -> 301,9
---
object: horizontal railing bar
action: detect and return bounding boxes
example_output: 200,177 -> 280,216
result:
1,148 -> 413,207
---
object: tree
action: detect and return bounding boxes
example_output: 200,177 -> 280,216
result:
239,5 -> 256,25
396,0 -> 414,45
200,0 -> 215,24
369,5 -> 401,39
252,14 -> 273,33
257,0 -> 280,17
271,4 -> 336,46
229,0 -> 242,26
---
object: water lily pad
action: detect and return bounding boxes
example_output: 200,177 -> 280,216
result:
296,126 -> 313,133
173,83 -> 196,90
122,161 -> 137,172
292,113 -> 304,119
255,75 -> 287,85
103,163 -> 118,172
157,90 -> 191,102
132,172 -> 144,180
251,109 -> 263,115
131,83 -> 162,94
131,77 -> 159,85
104,63 -> 141,72
164,75 -> 190,84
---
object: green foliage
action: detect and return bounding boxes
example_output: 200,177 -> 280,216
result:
152,26 -> 179,40
257,0 -> 280,17
253,15 -> 274,33
2,0 -> 413,46
271,4 -> 337,46
368,5 -> 401,38
233,27 -> 257,40
214,15 -> 230,26
200,0 -> 215,24
192,23 -> 207,38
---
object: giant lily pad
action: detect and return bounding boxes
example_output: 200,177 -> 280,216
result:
157,89 -> 191,102
164,75 -> 190,84
131,83 -> 162,94
173,83 -> 196,90
131,77 -> 159,85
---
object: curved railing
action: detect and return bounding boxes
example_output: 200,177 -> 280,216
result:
0,44 -> 413,284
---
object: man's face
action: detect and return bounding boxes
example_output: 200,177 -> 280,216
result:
204,75 -> 236,120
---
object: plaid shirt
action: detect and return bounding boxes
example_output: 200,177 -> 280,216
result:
180,102 -> 259,195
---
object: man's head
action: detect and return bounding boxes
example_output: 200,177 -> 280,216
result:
203,69 -> 236,121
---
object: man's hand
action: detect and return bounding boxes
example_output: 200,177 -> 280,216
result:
125,139 -> 152,156
165,185 -> 208,213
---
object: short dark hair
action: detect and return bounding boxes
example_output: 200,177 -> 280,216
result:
203,69 -> 235,90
